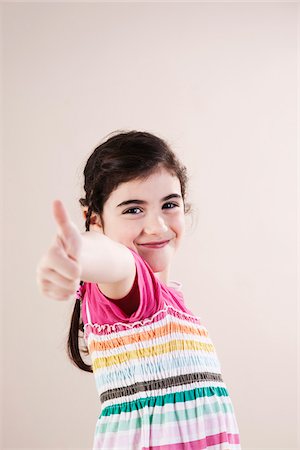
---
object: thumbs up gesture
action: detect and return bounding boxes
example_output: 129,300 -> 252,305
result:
36,200 -> 83,300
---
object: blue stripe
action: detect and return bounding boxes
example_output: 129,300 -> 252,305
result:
93,351 -> 221,392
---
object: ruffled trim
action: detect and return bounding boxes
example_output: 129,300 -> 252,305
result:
83,303 -> 202,338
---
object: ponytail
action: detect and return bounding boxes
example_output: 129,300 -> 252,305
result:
67,283 -> 93,373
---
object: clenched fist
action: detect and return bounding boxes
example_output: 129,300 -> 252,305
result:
36,200 -> 83,301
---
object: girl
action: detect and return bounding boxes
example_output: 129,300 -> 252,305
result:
36,130 -> 241,450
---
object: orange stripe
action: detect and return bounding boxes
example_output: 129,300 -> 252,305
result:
92,339 -> 215,371
88,320 -> 209,353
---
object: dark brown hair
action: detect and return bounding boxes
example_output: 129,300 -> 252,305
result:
67,130 -> 191,372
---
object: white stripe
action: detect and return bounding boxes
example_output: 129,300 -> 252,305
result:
94,414 -> 240,449
92,349 -> 222,392
99,395 -> 236,424
85,298 -> 92,325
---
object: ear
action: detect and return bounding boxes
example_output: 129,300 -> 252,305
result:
82,207 -> 88,220
82,207 -> 102,230
82,209 -> 86,219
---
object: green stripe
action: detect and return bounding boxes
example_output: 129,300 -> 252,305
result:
100,386 -> 228,417
97,398 -> 233,433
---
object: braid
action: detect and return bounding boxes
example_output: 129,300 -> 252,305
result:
85,183 -> 101,231
85,202 -> 93,231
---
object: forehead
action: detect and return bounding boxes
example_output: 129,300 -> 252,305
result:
108,168 -> 181,204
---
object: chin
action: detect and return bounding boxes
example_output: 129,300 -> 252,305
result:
135,245 -> 175,273
142,256 -> 169,274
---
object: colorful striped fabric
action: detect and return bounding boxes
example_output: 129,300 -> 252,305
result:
79,250 -> 241,449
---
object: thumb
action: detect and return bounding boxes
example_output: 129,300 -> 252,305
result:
52,199 -> 81,261
52,199 -> 72,237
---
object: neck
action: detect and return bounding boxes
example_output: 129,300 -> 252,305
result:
154,267 -> 170,285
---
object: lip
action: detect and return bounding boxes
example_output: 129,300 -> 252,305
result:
138,240 -> 170,249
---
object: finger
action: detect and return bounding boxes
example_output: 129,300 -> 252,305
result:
42,284 -> 76,301
42,279 -> 77,297
52,199 -> 73,241
39,268 -> 80,292
55,232 -> 81,263
40,246 -> 81,281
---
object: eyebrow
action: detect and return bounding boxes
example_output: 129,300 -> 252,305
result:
116,193 -> 182,208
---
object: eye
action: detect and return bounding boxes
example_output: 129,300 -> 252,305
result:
123,207 -> 143,215
162,202 -> 178,209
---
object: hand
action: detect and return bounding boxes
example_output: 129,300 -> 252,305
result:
36,200 -> 83,301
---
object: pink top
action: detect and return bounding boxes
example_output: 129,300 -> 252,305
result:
80,248 -> 195,326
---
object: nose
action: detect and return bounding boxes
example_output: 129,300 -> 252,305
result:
143,214 -> 169,235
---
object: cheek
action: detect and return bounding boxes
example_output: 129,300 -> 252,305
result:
173,214 -> 185,234
102,219 -> 123,241
114,222 -> 140,245
180,215 -> 186,230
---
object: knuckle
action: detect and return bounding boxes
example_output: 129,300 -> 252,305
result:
69,281 -> 77,292
49,245 -> 60,258
70,266 -> 81,280
36,263 -> 45,277
60,292 -> 71,300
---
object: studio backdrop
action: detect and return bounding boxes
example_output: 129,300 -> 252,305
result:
1,2 -> 298,450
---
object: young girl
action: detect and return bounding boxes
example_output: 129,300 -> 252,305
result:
36,130 -> 241,450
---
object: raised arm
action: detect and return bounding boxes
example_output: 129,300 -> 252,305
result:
36,200 -> 136,301
80,230 -> 136,299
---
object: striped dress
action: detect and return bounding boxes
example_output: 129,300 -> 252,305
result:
78,249 -> 241,450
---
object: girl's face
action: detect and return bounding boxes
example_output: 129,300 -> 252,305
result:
92,167 -> 185,280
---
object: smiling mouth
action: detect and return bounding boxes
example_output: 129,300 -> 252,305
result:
138,240 -> 170,249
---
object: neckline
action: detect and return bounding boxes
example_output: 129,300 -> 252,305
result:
166,280 -> 183,291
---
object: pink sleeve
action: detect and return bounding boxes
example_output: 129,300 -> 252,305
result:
80,248 -> 165,326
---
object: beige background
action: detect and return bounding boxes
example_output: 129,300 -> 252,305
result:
1,2 -> 299,450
